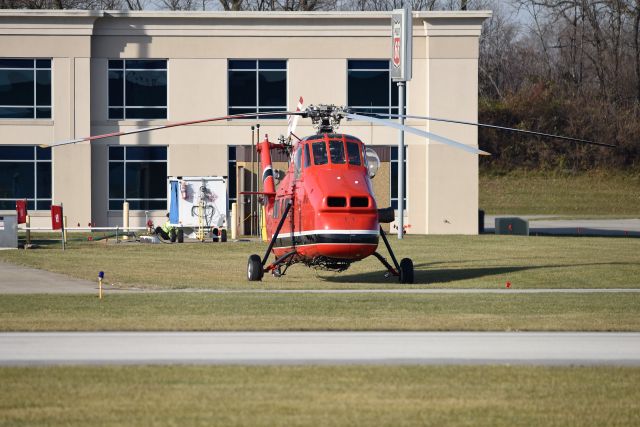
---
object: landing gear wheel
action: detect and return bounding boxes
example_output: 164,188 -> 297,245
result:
399,258 -> 414,284
220,229 -> 227,243
247,254 -> 264,281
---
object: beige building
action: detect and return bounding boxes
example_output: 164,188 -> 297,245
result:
0,9 -> 490,234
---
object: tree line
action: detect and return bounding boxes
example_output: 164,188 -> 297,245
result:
2,0 -> 637,170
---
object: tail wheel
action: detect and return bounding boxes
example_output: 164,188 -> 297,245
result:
220,229 -> 227,242
247,254 -> 263,281
399,258 -> 414,284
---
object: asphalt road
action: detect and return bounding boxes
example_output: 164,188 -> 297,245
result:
1,332 -> 639,366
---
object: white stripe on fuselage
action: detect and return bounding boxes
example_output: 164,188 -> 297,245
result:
276,229 -> 379,239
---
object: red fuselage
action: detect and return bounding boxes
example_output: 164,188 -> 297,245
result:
264,133 -> 379,265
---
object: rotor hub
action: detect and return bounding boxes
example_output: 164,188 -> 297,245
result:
304,105 -> 347,133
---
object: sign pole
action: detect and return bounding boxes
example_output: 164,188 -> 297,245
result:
397,81 -> 405,239
60,203 -> 65,251
391,3 -> 412,239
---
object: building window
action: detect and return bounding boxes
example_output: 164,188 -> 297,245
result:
108,60 -> 167,120
0,59 -> 51,119
347,60 -> 399,116
0,146 -> 51,210
108,146 -> 167,210
228,60 -> 286,118
390,146 -> 407,210
227,146 -> 236,211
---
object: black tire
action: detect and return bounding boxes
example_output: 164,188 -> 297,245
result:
170,229 -> 177,243
221,229 -> 227,242
399,258 -> 414,284
247,254 -> 263,281
177,229 -> 184,243
212,228 -> 219,242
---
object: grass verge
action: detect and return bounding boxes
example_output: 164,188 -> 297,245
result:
1,365 -> 639,426
1,293 -> 638,331
0,234 -> 638,289
480,170 -> 640,216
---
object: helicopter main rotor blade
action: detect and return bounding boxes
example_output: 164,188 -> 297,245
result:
371,113 -> 614,148
42,111 -> 301,148
347,113 -> 490,156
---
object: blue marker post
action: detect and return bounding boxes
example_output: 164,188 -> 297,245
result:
98,271 -> 105,299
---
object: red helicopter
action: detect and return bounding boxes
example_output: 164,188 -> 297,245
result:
44,104 -> 611,284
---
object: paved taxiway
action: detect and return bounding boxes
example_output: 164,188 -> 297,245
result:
1,332 -> 639,366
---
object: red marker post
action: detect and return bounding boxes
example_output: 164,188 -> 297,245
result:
51,204 -> 65,250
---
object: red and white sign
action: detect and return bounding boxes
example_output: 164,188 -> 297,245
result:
51,205 -> 63,230
390,6 -> 412,81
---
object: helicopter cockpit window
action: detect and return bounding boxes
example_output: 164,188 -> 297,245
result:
303,144 -> 311,168
329,140 -> 346,164
347,141 -> 361,166
312,141 -> 328,165
294,147 -> 302,179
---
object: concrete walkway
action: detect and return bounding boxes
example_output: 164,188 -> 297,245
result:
485,216 -> 640,236
0,261 -> 110,294
1,331 -> 638,366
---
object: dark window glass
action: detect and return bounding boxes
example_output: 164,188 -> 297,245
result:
1,60 -> 52,120
35,59 -> 51,69
35,107 -> 51,119
126,146 -> 166,161
127,200 -> 167,210
347,141 -> 361,165
108,60 -> 123,69
259,60 -> 286,70
228,167 -> 236,202
126,162 -> 167,199
109,162 -> 124,198
329,140 -> 345,164
108,108 -> 124,120
108,60 -> 167,120
348,70 -> 389,107
228,60 -> 286,117
35,70 -> 51,105
228,60 -> 256,69
303,144 -> 311,168
228,146 -> 236,161
36,147 -> 51,160
0,163 -> 35,198
126,71 -> 167,106
228,71 -> 256,107
0,69 -> 34,105
0,107 -> 33,118
109,200 -> 124,210
0,59 -> 33,68
36,162 -> 51,198
312,142 -> 328,165
109,146 -> 125,160
0,146 -> 34,160
348,60 -> 389,70
258,71 -> 286,107
126,60 -> 166,70
108,70 -> 124,106
36,200 -> 51,210
347,60 -> 399,116
228,108 -> 257,117
125,108 -> 166,119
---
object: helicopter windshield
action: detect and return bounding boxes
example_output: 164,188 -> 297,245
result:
329,140 -> 346,164
312,141 -> 328,165
347,141 -> 361,165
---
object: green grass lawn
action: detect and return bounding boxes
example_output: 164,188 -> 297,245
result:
0,293 -> 638,331
1,234 -> 638,289
480,170 -> 640,216
1,365 -> 638,426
